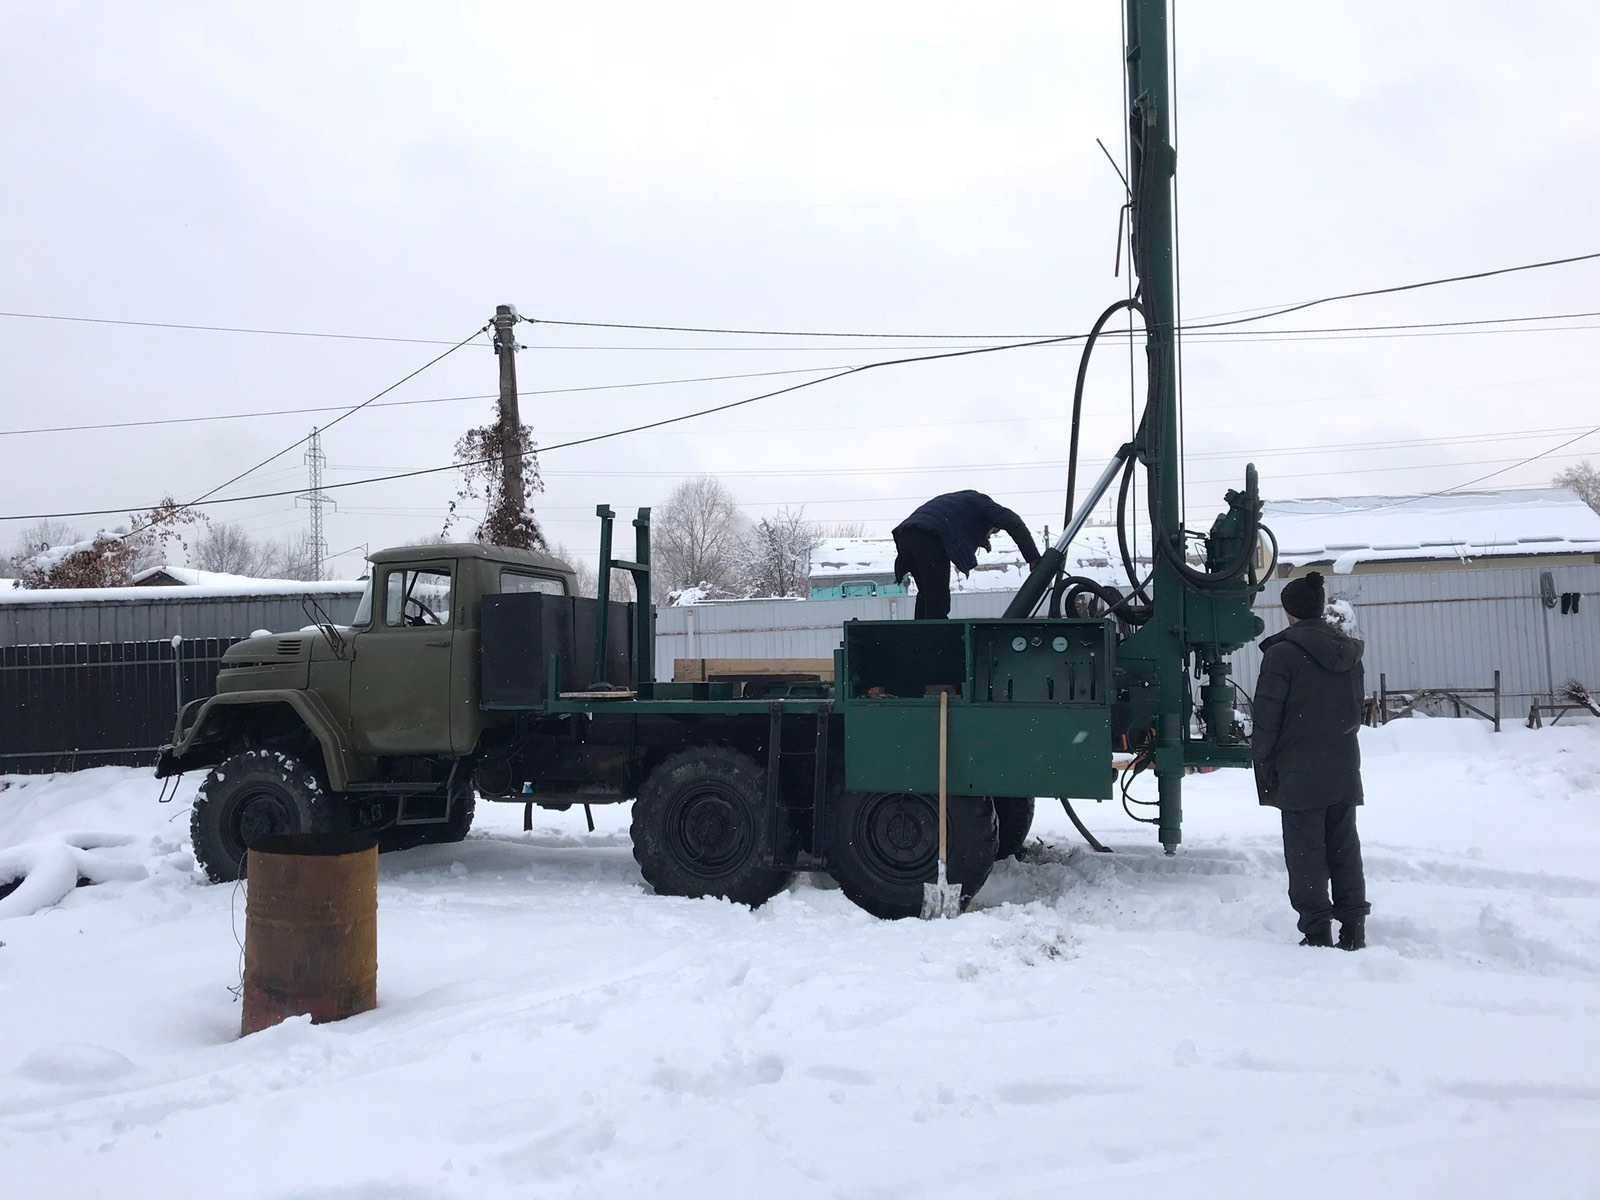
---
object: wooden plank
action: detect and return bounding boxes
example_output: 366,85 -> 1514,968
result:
672,657 -> 834,683
558,689 -> 638,700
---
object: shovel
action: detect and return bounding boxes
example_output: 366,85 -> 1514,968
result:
921,689 -> 962,919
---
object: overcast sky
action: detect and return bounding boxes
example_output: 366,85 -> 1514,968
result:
4,1 -> 1598,577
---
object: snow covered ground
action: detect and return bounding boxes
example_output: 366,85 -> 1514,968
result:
3,720 -> 1598,1199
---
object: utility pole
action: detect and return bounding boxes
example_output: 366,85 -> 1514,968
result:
295,426 -> 334,581
492,304 -> 526,536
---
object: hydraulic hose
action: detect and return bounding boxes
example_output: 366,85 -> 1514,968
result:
1116,454 -> 1154,606
1051,574 -> 1151,626
1252,523 -> 1280,588
1063,298 -> 1148,536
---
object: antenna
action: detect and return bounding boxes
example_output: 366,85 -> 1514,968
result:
295,426 -> 335,580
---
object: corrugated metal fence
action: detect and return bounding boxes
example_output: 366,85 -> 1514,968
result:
1,637 -> 240,773
0,585 -> 363,645
657,564 -> 1600,708
1,586 -> 363,775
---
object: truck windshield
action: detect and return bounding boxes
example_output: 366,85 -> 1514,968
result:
352,577 -> 373,627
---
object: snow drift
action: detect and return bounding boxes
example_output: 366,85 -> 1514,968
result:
1,720 -> 1598,1198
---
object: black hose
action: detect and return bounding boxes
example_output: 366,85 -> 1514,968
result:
1052,574 -> 1151,626
1116,455 -> 1154,606
1063,299 -> 1148,536
1146,456 -> 1263,590
1253,523 -> 1280,588
1060,797 -> 1113,853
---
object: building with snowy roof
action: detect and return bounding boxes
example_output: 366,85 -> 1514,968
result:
807,528 -> 1138,600
131,565 -> 313,588
1264,488 -> 1600,578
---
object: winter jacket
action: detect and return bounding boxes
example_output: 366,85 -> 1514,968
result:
893,491 -> 1041,575
1251,619 -> 1366,811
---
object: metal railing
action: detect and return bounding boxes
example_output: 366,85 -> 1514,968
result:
1377,671 -> 1502,732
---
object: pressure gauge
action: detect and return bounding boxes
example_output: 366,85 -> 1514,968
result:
1010,636 -> 1028,652
1051,636 -> 1069,653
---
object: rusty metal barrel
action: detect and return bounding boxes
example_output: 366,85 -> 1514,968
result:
240,832 -> 377,1037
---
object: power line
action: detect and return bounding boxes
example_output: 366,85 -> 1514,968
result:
504,319 -> 1600,352
336,457 -> 1588,516
1308,426 -> 1600,520
1185,424 -> 1597,461
323,423 -> 1594,476
338,473 -> 1585,531
11,251 -> 1600,523
113,326 -> 486,539
0,310 -> 466,345
4,247 -> 1594,352
525,316 -> 1059,339
2,336 -> 1054,520
0,364 -> 857,438
1183,251 -> 1600,331
526,262 -> 1600,336
474,448 -> 1600,484
180,325 -> 489,508
7,308 -> 1600,440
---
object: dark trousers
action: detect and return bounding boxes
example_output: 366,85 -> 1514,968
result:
1280,804 -> 1370,934
893,527 -> 951,620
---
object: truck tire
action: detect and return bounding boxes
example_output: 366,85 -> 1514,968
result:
994,796 -> 1036,860
631,747 -> 790,906
190,750 -> 326,883
827,791 -> 998,919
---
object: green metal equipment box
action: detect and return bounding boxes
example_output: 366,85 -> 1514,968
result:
839,618 -> 1115,801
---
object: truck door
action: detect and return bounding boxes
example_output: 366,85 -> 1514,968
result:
350,562 -> 456,755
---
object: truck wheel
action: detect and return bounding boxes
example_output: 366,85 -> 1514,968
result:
631,747 -> 790,906
994,797 -> 1036,860
827,791 -> 997,919
190,750 -> 326,883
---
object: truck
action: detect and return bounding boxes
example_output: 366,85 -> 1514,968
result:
155,0 -> 1270,918
157,510 -> 1022,917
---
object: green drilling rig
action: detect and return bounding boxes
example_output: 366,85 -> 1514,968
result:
160,0 -> 1270,917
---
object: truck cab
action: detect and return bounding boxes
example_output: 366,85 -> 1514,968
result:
158,543 -> 577,882
346,545 -> 572,757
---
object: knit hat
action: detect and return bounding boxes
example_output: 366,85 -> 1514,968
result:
1281,571 -> 1326,621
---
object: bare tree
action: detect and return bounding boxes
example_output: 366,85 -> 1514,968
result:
273,531 -> 324,581
15,497 -> 203,589
193,523 -> 278,576
740,507 -> 818,598
1555,461 -> 1600,515
189,523 -> 322,580
820,521 -> 867,539
553,543 -> 635,601
653,476 -> 748,601
5,519 -> 82,576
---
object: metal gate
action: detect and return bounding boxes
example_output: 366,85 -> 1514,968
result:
0,637 -> 239,774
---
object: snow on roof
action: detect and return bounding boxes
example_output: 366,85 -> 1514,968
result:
809,529 -> 1134,590
1265,488 -> 1600,572
130,565 -> 308,588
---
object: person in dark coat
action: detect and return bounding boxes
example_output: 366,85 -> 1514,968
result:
892,491 -> 1041,619
1252,571 -> 1371,950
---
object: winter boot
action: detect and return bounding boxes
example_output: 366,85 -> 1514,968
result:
1337,918 -> 1366,952
1299,921 -> 1333,948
